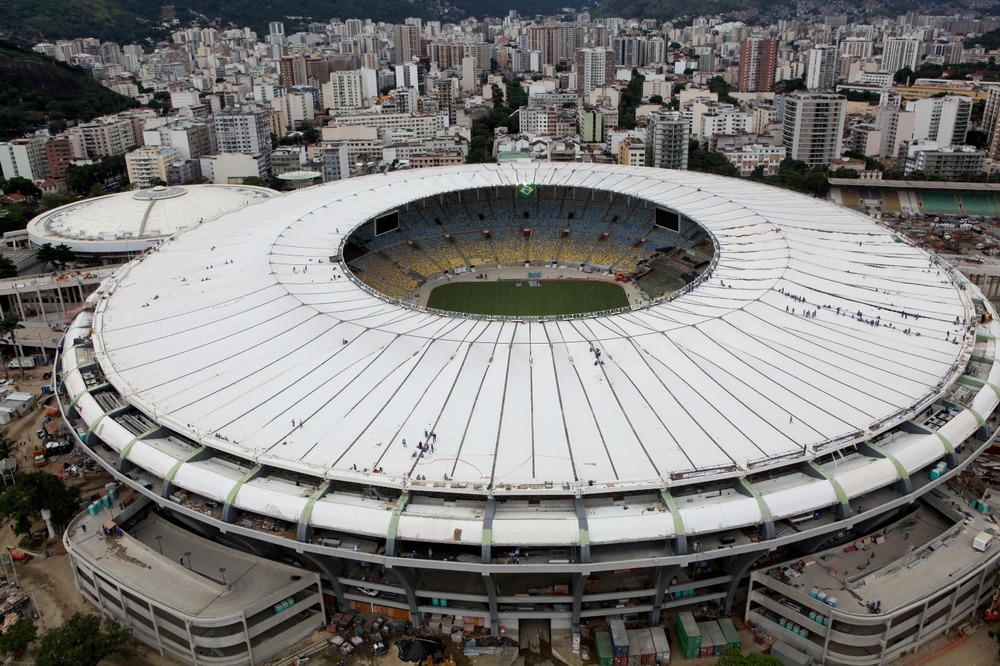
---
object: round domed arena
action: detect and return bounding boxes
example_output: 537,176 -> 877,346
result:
57,164 -> 1000,664
26,183 -> 276,258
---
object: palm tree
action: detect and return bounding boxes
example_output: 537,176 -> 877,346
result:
0,315 -> 25,381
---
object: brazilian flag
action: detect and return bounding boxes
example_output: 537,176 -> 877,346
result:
517,183 -> 537,198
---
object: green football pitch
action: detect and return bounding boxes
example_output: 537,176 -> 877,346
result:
427,279 -> 629,316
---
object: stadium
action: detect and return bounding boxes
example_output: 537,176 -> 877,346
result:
56,163 -> 1000,665
25,183 -> 276,259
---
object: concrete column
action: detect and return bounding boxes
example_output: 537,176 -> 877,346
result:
913,598 -> 930,647
13,289 -> 24,320
34,284 -> 45,319
723,552 -> 763,614
183,619 -> 198,665
298,552 -> 346,612
483,572 -> 499,634
241,611 -> 255,665
648,565 -> 679,626
571,571 -> 586,631
877,614 -> 894,666
147,598 -> 167,657
388,565 -> 422,626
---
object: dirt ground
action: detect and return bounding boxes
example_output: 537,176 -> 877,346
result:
0,367 -> 177,665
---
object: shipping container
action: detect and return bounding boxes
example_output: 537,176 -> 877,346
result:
676,612 -> 700,650
638,628 -> 656,665
697,623 -> 713,658
770,640 -> 812,666
649,626 -> 671,664
717,618 -> 741,650
610,619 -> 629,657
614,655 -> 628,666
626,629 -> 641,666
706,621 -> 727,656
595,632 -> 614,666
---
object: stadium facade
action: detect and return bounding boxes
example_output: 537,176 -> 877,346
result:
56,164 -> 1000,665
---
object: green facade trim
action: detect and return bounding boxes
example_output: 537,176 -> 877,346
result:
806,461 -> 850,506
225,465 -> 263,506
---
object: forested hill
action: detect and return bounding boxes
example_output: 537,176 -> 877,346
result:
593,0 -> 991,23
0,42 -> 138,141
2,0 -> 571,43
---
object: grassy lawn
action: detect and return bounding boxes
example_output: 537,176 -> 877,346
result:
427,279 -> 629,316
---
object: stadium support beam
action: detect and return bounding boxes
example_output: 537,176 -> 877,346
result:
574,497 -> 590,563
385,493 -> 411,557
482,572 -> 499,635
71,384 -> 104,408
858,441 -> 911,494
659,490 -> 687,556
735,479 -> 774,540
802,462 -> 852,519
648,565 -> 680,626
571,572 -> 587,632
160,447 -> 212,500
116,427 -> 158,475
118,425 -> 158,463
296,481 -> 331,543
221,465 -> 266,523
388,566 -> 422,626
722,552 -> 763,615
904,420 -> 958,468
298,551 -> 347,612
481,498 -> 496,564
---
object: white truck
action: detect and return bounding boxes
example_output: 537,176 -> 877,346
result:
7,357 -> 35,370
973,530 -> 994,552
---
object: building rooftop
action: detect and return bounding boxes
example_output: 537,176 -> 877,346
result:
67,510 -> 309,618
26,184 -> 277,254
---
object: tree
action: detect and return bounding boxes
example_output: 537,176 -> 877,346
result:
831,167 -> 861,179
688,140 -> 740,178
0,471 -> 81,536
35,243 -> 75,268
618,69 -> 646,129
648,94 -> 664,104
707,76 -> 738,105
0,314 -> 23,380
242,176 -> 274,189
0,617 -> 36,655
894,67 -> 914,85
773,78 -> 806,94
31,613 -> 133,666
968,130 -> 989,150
716,646 -> 783,665
40,193 -> 76,210
296,120 -> 321,145
2,177 -> 41,199
0,256 -> 16,279
65,155 -> 127,196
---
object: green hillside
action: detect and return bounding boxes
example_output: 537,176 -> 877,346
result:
1,0 -> 572,42
0,42 -> 138,141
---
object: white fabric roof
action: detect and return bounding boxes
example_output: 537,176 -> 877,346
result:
89,164 -> 974,495
27,184 -> 275,253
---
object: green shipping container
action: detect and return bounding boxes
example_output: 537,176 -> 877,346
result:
717,618 -> 741,650
595,632 -> 614,666
676,612 -> 701,650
